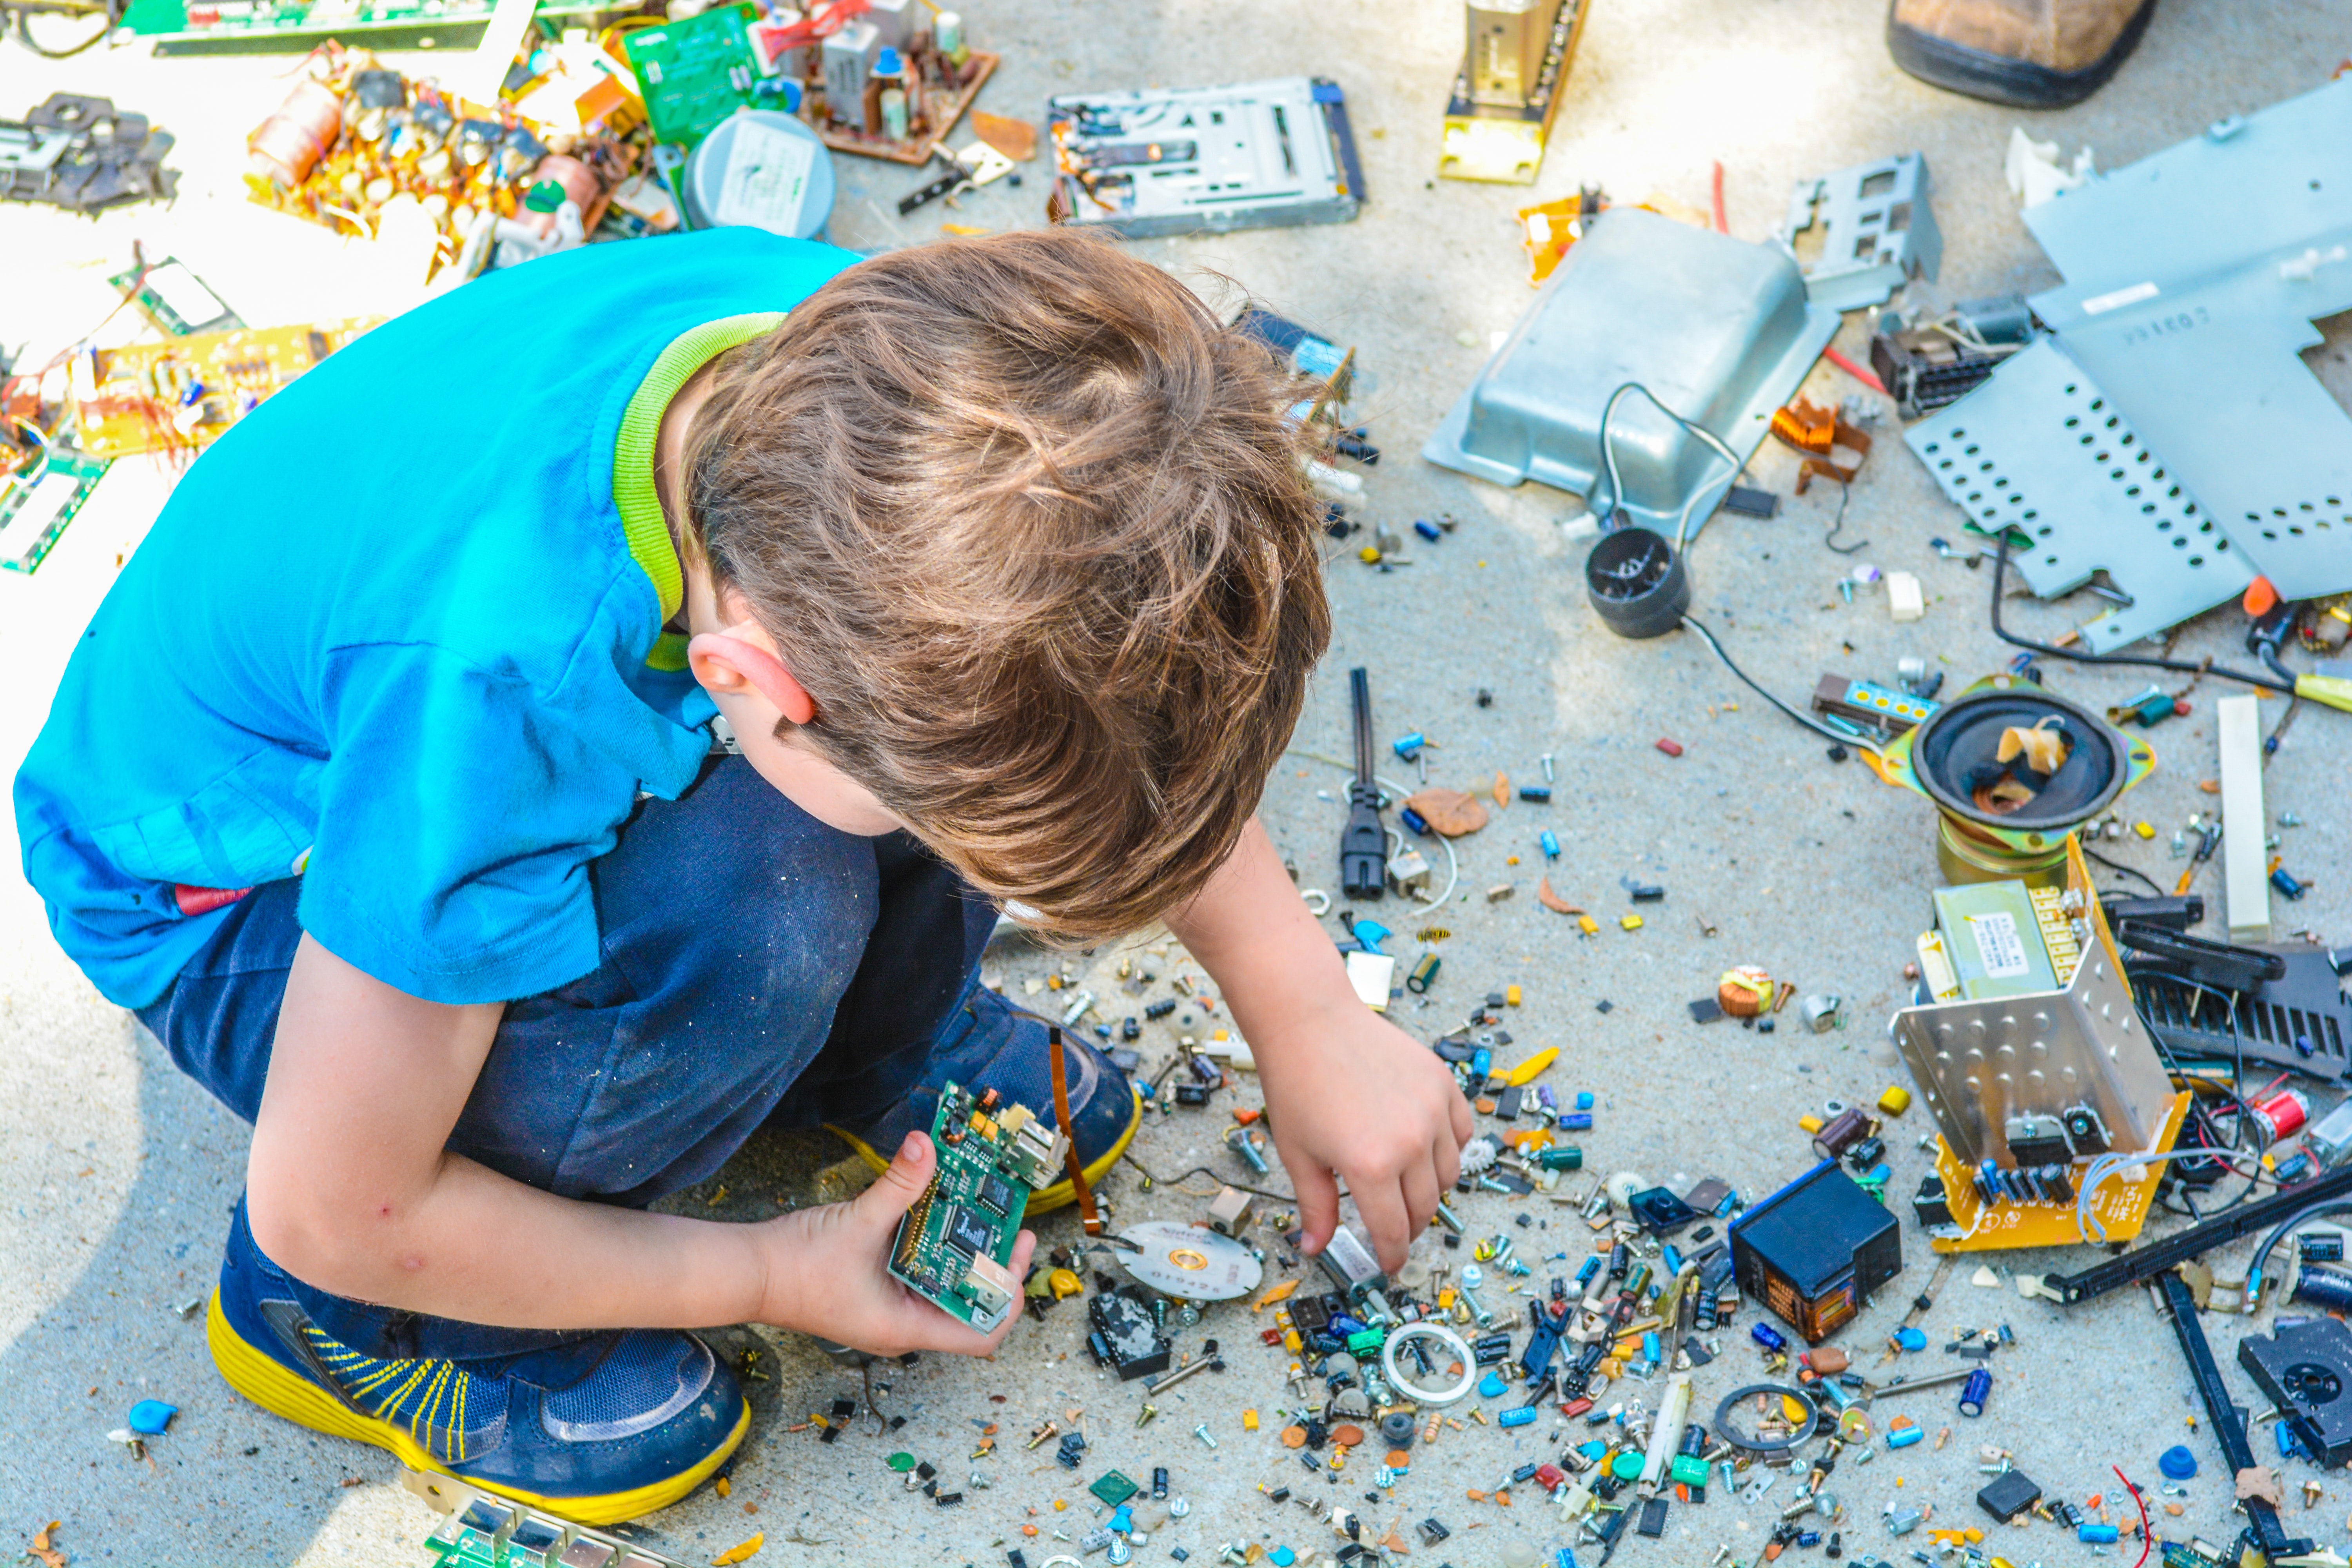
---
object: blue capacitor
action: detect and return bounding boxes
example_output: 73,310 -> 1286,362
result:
1401,806 -> 1430,836
1642,1331 -> 1661,1364
1391,732 -> 1426,760
2078,1524 -> 2120,1544
1575,1256 -> 1602,1287
1958,1368 -> 1991,1417
1478,1372 -> 1508,1398
1413,519 -> 1442,543
1559,1112 -> 1593,1131
1540,829 -> 1561,858
1894,1326 -> 1927,1352
1662,1244 -> 1684,1276
1887,1425 -> 1925,1449
1751,1322 -> 1787,1352
1471,1048 -> 1492,1079
1499,1406 -> 1537,1428
1576,1092 -> 1595,1110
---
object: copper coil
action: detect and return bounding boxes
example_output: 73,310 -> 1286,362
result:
249,78 -> 343,186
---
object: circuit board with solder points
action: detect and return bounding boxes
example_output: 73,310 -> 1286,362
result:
889,1080 -> 1065,1333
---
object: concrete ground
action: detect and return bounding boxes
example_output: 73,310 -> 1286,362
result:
4,0 -> 2350,1563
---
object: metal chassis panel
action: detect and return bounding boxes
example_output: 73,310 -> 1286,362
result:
1904,338 -> 2253,652
2024,77 -> 2352,600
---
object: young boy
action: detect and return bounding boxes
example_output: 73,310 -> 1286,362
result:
15,229 -> 1470,1524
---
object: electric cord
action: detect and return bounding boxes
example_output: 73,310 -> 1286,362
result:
2081,844 -> 2165,897
1590,381 -> 1744,552
1990,534 -> 2295,695
1119,1151 -> 1296,1205
1287,751 -> 1461,913
1679,614 -> 1884,758
2248,1198 -> 2352,1309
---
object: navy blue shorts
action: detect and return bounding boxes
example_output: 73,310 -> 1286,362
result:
137,755 -> 998,1208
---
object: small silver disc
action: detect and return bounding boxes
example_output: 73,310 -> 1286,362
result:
1112,1221 -> 1264,1300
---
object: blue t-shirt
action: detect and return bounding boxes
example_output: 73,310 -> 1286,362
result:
15,230 -> 857,1009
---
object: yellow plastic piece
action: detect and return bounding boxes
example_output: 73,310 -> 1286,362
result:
1244,1409 -> 1260,1431
1253,1279 -> 1301,1312
1781,1395 -> 1809,1424
1359,546 -> 1381,564
2134,821 -> 2155,840
1048,1268 -> 1083,1299
714,1533 -> 764,1564
1620,915 -> 1643,931
1438,1287 -> 1457,1308
1283,1329 -> 1303,1352
1927,1089 -> 2193,1253
1577,916 -> 1599,935
1798,1114 -> 1825,1134
1506,984 -> 1522,1007
1501,1047 -> 1559,1087
1877,1085 -> 1912,1117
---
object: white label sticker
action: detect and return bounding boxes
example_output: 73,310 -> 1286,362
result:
713,118 -> 817,234
2082,280 -> 2161,315
1969,911 -> 2031,978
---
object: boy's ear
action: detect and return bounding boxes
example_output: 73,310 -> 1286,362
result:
686,631 -> 818,725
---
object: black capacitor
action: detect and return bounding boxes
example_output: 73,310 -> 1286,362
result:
1152,1466 -> 1170,1499
1121,1016 -> 1141,1041
1518,786 -> 1552,802
1678,1421 -> 1708,1457
1145,999 -> 1178,1020
1846,1136 -> 1886,1167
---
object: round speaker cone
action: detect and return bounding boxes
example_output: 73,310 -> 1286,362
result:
1907,685 -> 2127,832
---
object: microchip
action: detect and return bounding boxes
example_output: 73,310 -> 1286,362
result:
945,1204 -> 993,1256
978,1175 -> 1015,1216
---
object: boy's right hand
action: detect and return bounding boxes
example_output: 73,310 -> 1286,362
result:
755,1130 -> 1036,1359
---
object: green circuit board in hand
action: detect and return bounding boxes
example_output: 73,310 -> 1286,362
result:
889,1080 -> 1065,1333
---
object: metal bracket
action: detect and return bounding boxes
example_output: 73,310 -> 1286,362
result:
1783,154 -> 1942,312
1904,339 -> 2253,652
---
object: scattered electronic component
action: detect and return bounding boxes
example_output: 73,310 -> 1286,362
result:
1729,1161 -> 1900,1343
405,1470 -> 697,1568
1087,1289 -> 1173,1382
1045,76 -> 1364,238
1869,294 -> 2031,419
0,447 -> 110,575
888,1080 -> 1065,1334
1438,0 -> 1591,185
68,318 -> 381,460
109,257 -> 241,337
1810,674 -> 1939,735
1,94 -> 176,213
123,0 -> 605,53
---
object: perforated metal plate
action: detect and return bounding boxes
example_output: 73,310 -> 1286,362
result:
1905,339 -> 2253,652
2024,76 -> 2352,600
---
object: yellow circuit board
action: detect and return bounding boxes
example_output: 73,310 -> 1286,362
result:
70,318 -> 381,459
1928,1089 -> 2193,1253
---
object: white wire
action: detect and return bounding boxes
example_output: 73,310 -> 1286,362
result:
1282,748 -> 1460,914
2072,1144 -> 2265,1245
1589,380 -> 1746,552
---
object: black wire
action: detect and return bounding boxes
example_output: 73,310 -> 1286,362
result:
1820,481 -> 1866,555
1680,615 -> 1879,755
2082,844 -> 2165,896
1119,1152 -> 1296,1205
1990,535 -> 2295,693
2250,1200 -> 2352,1286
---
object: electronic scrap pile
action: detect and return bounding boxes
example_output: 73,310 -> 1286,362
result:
236,0 -> 1002,281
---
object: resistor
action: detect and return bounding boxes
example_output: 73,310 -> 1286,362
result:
1421,1411 -> 1444,1446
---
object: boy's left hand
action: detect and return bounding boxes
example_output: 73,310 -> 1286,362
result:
1251,998 -> 1472,1275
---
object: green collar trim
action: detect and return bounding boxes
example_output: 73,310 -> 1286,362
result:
613,312 -> 788,637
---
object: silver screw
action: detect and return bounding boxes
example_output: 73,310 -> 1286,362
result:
1541,753 -> 1556,783
1225,1127 -> 1270,1175
1194,1423 -> 1218,1449
1458,1264 -> 1496,1328
1144,1355 -> 1224,1395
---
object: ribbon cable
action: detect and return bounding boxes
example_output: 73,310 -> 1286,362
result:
1047,1025 -> 1103,1235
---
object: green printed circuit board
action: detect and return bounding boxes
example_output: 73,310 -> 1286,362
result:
889,1080 -> 1065,1332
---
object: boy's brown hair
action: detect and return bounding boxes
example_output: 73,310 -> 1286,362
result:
686,230 -> 1332,940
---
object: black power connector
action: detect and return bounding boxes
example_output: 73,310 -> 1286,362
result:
1339,666 -> 1386,900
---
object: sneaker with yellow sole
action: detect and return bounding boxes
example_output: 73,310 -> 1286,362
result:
209,1200 -> 745,1526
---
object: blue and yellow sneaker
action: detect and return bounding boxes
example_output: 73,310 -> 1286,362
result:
831,985 -> 1142,1213
207,1202 -> 745,1525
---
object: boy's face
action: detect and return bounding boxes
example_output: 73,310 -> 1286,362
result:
682,563 -> 908,838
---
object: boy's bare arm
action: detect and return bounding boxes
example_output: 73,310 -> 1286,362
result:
244,934 -> 1031,1352
1167,819 -> 1472,1274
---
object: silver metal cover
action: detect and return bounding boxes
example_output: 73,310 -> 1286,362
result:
1113,1220 -> 1264,1300
1890,925 -> 2172,1169
1422,208 -> 1838,533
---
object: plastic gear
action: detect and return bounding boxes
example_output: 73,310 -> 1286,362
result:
1457,1136 -> 1500,1176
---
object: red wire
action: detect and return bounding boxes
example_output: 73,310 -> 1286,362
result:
1710,160 -> 1728,234
1822,345 -> 1887,396
2113,1465 -> 2151,1568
